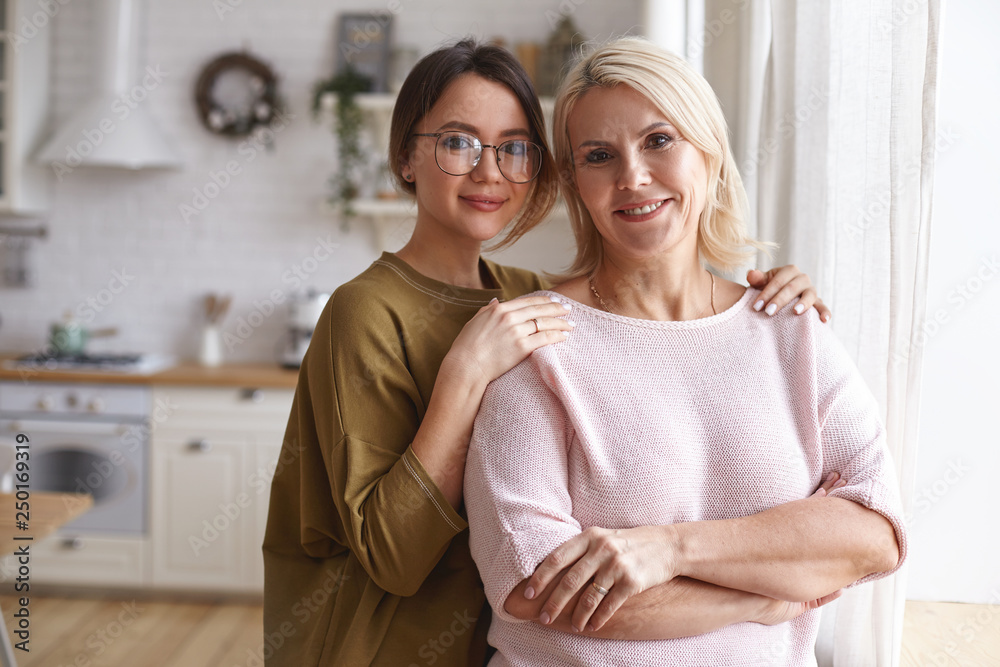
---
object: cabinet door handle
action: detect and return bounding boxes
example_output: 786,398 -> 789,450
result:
188,439 -> 212,453
240,388 -> 263,403
62,537 -> 84,550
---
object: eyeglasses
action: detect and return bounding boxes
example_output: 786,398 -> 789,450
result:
411,131 -> 542,184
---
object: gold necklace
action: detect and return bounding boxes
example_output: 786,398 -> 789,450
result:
588,271 -> 717,317
588,274 -> 618,314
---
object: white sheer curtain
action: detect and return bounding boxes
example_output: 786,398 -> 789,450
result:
718,1 -> 942,664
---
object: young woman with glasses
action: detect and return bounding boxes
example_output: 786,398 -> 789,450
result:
262,39 -> 832,666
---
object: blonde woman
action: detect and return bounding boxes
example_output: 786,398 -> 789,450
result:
465,37 -> 906,666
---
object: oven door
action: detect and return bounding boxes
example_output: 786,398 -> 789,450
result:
0,418 -> 147,535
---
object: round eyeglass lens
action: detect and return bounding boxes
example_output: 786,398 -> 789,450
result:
435,132 -> 541,183
435,132 -> 480,176
497,141 -> 541,183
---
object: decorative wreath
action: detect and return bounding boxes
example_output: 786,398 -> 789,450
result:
194,52 -> 283,137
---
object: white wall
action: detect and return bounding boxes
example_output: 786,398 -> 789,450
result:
905,1 -> 1000,605
0,0 -> 640,362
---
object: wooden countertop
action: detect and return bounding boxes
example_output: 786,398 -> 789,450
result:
0,492 -> 93,555
0,357 -> 300,389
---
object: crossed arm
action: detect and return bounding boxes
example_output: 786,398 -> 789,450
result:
470,366 -> 904,641
507,575 -> 790,640
503,488 -> 899,639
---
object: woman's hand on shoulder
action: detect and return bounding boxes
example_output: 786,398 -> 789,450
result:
440,295 -> 573,388
747,265 -> 832,322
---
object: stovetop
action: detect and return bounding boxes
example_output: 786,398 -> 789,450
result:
6,352 -> 175,374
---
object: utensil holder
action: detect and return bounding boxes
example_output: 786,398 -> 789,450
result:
199,325 -> 223,367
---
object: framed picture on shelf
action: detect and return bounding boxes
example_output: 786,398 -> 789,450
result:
336,13 -> 394,93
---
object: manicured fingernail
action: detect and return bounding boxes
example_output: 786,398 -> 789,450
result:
586,624 -> 596,632
753,299 -> 764,311
572,625 -> 581,633
524,586 -> 535,600
539,612 -> 551,625
822,313 -> 831,322
489,298 -> 498,304
765,303 -> 777,316
567,320 -> 576,327
794,303 -> 805,314
826,472 -> 836,482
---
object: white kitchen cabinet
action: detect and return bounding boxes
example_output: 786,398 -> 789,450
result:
150,386 -> 292,593
151,433 -> 250,590
0,534 -> 147,588
29,534 -> 147,587
0,0 -> 52,214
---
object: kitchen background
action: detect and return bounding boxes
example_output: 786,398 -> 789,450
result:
0,0 -> 644,362
0,0 -> 997,661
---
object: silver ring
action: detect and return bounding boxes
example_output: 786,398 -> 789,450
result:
591,582 -> 609,596
530,318 -> 539,334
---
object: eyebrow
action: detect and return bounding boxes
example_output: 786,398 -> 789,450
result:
575,122 -> 675,149
437,121 -> 531,138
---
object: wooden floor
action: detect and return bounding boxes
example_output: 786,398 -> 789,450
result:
0,594 -> 263,667
901,600 -> 1000,666
0,596 -> 995,666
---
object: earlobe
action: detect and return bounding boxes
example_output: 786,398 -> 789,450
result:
399,154 -> 414,183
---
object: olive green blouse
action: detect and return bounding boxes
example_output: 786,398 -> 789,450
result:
263,252 -> 545,666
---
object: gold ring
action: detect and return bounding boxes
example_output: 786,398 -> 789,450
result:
591,582 -> 609,596
531,318 -> 539,334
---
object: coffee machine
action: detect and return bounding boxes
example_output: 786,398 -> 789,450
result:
280,290 -> 330,368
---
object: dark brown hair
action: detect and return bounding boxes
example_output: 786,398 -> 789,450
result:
388,39 -> 557,249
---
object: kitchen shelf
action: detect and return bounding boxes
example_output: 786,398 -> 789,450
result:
350,197 -> 415,217
355,93 -> 396,112
319,197 -> 416,250
321,93 -> 554,122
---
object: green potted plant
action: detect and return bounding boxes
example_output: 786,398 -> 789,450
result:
312,66 -> 373,222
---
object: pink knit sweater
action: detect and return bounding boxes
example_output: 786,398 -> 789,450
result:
465,287 -> 907,667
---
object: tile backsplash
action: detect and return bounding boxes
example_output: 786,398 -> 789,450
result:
0,0 -> 641,362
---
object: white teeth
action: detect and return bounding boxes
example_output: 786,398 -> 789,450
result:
623,200 -> 664,216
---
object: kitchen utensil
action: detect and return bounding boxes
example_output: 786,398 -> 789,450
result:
199,293 -> 230,367
199,326 -> 223,367
216,294 -> 232,321
49,321 -> 119,355
204,292 -> 232,324
280,290 -> 330,368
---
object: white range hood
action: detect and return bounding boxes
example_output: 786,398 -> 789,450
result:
36,0 -> 181,170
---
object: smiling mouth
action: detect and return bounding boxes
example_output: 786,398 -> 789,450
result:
620,200 -> 667,216
463,195 -> 505,204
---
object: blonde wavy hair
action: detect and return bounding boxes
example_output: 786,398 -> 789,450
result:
552,37 -> 770,279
